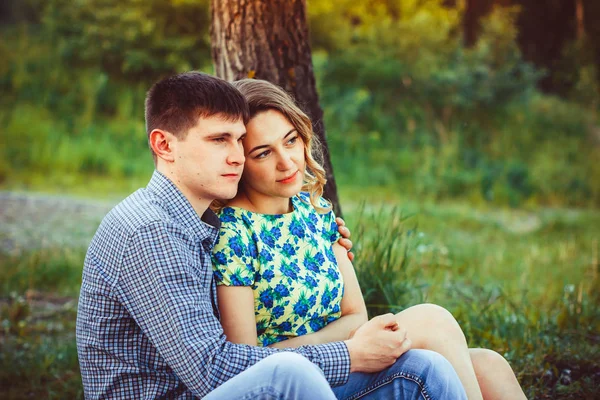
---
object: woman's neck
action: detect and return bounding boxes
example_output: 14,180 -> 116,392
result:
230,191 -> 293,215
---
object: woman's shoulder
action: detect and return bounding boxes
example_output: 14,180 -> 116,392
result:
295,192 -> 332,208
294,192 -> 334,218
217,206 -> 258,234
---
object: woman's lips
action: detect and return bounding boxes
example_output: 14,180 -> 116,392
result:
278,171 -> 298,184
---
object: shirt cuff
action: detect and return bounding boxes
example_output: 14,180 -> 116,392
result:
314,341 -> 351,387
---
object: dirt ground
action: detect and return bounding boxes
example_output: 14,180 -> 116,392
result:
0,192 -> 115,255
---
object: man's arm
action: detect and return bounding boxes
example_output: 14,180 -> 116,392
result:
117,221 -> 350,398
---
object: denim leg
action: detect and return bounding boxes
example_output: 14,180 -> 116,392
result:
332,349 -> 467,400
204,352 -> 337,400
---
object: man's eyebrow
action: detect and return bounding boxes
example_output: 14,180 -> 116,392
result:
207,132 -> 232,139
208,132 -> 246,140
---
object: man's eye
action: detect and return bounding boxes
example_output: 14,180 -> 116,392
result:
213,137 -> 226,143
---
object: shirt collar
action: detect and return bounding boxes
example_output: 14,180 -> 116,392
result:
146,170 -> 221,238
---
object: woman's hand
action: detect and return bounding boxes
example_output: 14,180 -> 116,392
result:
335,217 -> 354,262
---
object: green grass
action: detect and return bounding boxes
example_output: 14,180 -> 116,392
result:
346,196 -> 599,399
1,292 -> 81,399
1,190 -> 598,399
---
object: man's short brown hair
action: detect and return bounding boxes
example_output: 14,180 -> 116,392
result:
145,71 -> 249,160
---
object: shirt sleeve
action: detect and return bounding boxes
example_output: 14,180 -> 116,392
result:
317,197 -> 341,244
116,221 -> 350,397
212,221 -> 258,287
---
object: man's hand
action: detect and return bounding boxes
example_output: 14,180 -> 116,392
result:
335,217 -> 354,262
344,314 -> 412,373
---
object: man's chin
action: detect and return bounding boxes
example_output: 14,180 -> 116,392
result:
216,188 -> 238,200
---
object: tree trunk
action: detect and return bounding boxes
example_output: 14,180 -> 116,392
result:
463,0 -> 496,47
576,0 -> 584,40
210,0 -> 342,216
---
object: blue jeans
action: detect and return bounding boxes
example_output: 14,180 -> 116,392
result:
204,349 -> 466,400
332,349 -> 468,400
204,352 -> 337,399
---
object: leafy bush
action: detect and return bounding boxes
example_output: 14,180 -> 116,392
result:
312,3 -> 598,207
43,0 -> 212,82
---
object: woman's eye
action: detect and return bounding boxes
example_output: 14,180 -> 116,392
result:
287,136 -> 298,145
256,150 -> 271,159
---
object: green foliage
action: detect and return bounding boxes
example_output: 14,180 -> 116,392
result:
0,249 -> 85,297
2,103 -> 152,183
310,2 -> 599,207
1,0 -> 598,208
43,0 -> 212,82
351,206 -> 425,315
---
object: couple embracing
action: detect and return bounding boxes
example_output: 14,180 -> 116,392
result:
76,72 -> 525,399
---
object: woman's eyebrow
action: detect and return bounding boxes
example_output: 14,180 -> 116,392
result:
283,129 -> 297,140
249,129 -> 297,154
249,143 -> 269,154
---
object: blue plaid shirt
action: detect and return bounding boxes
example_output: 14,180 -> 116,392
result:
76,171 -> 351,399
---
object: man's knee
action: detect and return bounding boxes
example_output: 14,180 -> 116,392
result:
392,349 -> 454,376
257,353 -> 335,400
392,349 -> 467,399
262,352 -> 325,379
205,353 -> 333,400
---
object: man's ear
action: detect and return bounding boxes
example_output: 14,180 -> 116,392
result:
149,129 -> 176,163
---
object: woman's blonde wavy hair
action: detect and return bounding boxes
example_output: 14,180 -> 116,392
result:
212,79 -> 330,214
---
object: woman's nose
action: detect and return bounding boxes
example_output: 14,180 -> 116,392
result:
277,152 -> 294,170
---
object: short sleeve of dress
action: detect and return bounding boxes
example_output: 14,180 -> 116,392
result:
212,213 -> 259,287
316,196 -> 341,244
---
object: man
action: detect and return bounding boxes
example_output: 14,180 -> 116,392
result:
76,71 -> 467,399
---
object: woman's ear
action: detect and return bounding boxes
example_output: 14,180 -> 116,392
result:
149,129 -> 176,163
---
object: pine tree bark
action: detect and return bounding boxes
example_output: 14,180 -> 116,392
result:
576,0 -> 585,40
463,0 -> 495,47
210,0 -> 342,216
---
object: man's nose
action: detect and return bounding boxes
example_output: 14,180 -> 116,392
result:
227,142 -> 245,165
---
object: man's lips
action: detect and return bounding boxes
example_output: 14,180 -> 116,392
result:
222,173 -> 241,178
277,171 -> 299,184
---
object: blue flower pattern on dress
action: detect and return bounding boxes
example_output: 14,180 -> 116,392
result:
212,193 -> 343,347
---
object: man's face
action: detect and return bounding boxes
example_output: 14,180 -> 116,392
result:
170,114 -> 246,206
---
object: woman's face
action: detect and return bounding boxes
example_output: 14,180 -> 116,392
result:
241,109 -> 306,205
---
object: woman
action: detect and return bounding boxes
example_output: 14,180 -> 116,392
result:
212,79 -> 526,400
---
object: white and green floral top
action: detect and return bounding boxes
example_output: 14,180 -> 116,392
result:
212,192 -> 343,347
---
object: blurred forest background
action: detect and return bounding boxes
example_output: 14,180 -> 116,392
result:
0,0 -> 599,399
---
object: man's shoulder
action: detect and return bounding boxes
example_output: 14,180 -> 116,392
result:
108,188 -> 170,231
91,188 -> 182,250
